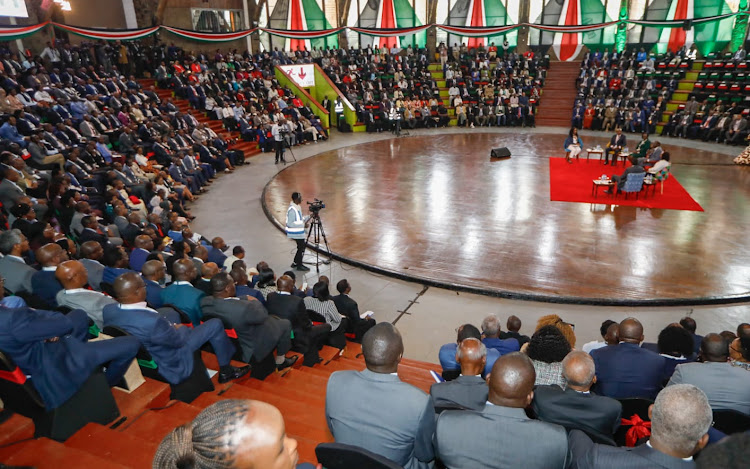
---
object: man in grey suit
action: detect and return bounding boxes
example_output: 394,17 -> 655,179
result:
430,337 -> 488,411
0,229 -> 35,294
55,260 -> 116,329
667,333 -> 750,415
79,241 -> 106,290
570,384 -> 712,468
532,351 -> 622,445
435,353 -> 570,469
326,323 -> 435,469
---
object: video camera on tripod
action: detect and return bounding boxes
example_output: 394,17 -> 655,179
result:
307,198 -> 326,216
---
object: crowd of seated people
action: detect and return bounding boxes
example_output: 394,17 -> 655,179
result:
317,42 -> 545,132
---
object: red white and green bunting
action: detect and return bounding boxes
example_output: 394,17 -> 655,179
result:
53,23 -> 158,41
350,25 -> 431,37
0,22 -> 49,41
162,26 -> 256,42
437,24 -> 518,37
262,27 -> 343,39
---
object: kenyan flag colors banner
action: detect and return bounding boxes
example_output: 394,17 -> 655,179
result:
462,0 -> 517,49
284,0 -> 339,51
0,22 -> 49,41
162,26 -> 256,42
649,0 -> 737,56
53,23 -> 158,41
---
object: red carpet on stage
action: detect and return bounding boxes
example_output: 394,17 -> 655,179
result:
548,157 -> 704,212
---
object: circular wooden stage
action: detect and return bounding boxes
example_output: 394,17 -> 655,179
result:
262,133 -> 750,306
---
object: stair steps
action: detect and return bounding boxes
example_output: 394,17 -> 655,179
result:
0,437 -> 130,469
65,423 -> 158,468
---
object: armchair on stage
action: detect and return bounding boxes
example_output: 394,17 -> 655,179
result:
652,167 -> 671,195
618,173 -> 646,200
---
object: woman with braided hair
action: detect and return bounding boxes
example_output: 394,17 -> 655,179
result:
153,399 -> 317,469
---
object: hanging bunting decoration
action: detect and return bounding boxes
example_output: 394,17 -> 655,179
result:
262,27 -> 344,39
436,24 -> 518,37
53,23 -> 159,41
350,24 -> 432,37
161,26 -> 256,42
0,21 -> 50,41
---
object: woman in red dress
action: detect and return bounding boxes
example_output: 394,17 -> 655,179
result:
583,103 -> 595,129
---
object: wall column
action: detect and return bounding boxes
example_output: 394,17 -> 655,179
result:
122,0 -> 138,28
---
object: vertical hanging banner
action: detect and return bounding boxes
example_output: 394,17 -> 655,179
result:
554,0 -> 583,61
279,63 -> 316,87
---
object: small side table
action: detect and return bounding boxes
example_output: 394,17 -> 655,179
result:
592,179 -> 615,198
587,148 -> 604,162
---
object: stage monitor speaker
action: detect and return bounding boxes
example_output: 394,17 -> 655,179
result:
491,147 -> 511,159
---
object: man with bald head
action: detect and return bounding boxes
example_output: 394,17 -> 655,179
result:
79,241 -> 105,290
56,260 -> 117,329
103,272 -> 250,385
161,258 -> 205,326
266,274 -> 331,366
667,333 -> 750,415
141,259 -> 166,308
591,317 -> 666,400
430,337 -> 489,411
129,234 -> 154,272
326,323 -> 436,469
435,352 -> 570,468
194,261 -> 219,295
31,243 -> 68,307
532,351 -> 622,445
200,272 -> 297,372
570,384 -> 712,468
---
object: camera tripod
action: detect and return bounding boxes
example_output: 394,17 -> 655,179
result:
282,134 -> 297,163
304,212 -> 331,272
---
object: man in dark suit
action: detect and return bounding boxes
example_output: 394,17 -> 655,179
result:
200,273 -> 297,370
326,323 -> 436,469
0,229 -> 35,295
591,318 -> 666,400
0,305 -> 139,411
501,315 -> 530,346
79,241 -> 106,291
435,353 -> 570,469
102,272 -> 250,385
570,384 -> 712,468
481,314 -> 521,357
207,237 -> 228,266
607,154 -> 645,194
78,215 -> 112,250
194,262 -> 219,296
679,317 -> 702,356
430,337 -> 488,411
129,235 -> 153,272
31,243 -> 67,307
332,279 -> 375,342
161,259 -> 206,326
141,260 -> 166,308
266,275 -> 330,366
532,351 -> 622,445
605,127 -> 627,165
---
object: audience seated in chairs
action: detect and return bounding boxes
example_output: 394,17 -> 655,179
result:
332,278 -> 375,342
430,337 -> 488,412
102,272 -> 250,386
435,352 -> 570,469
55,260 -> 117,329
439,323 -> 499,380
200,272 -> 298,371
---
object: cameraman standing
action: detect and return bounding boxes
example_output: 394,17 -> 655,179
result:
286,192 -> 310,271
271,118 -> 286,164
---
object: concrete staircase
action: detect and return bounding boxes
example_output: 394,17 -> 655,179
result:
0,346 -> 440,468
535,61 -> 580,128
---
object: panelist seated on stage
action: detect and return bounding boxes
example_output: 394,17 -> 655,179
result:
102,272 -> 251,385
0,303 -> 139,411
605,127 -> 627,165
200,272 -> 298,371
648,152 -> 671,175
430,337 -> 489,411
532,351 -> 622,445
606,154 -> 644,194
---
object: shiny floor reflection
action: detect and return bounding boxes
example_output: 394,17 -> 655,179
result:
263,133 -> 750,302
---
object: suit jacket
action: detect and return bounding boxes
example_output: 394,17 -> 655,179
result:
0,178 -> 26,211
103,303 -> 196,384
430,375 -> 488,411
266,291 -> 312,333
569,429 -> 694,469
200,296 -> 289,362
0,255 -> 35,294
78,228 -> 110,250
667,361 -> 750,415
591,343 -> 666,400
332,293 -> 367,326
609,134 -> 627,148
326,369 -> 436,469
206,246 -> 227,267
56,289 -> 117,329
0,307 -> 102,410
161,282 -> 205,326
31,270 -> 63,307
144,279 -> 164,308
80,258 -> 105,290
129,248 -> 150,272
435,404 -> 570,469
532,385 -> 622,444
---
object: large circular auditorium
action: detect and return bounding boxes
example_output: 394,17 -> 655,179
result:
1,0 -> 750,467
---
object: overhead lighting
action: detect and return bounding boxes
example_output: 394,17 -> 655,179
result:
53,0 -> 72,11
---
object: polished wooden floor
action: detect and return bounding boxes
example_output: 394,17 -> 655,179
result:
263,133 -> 750,303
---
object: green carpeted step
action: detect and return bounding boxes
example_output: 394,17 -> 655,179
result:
656,124 -> 664,133
677,82 -> 695,91
447,108 -> 455,116
428,64 -> 442,71
431,72 -> 445,79
352,123 -> 367,133
436,80 -> 446,88
439,90 -> 449,98
692,62 -> 704,71
671,92 -> 689,102
685,71 -> 699,81
665,103 -> 680,112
